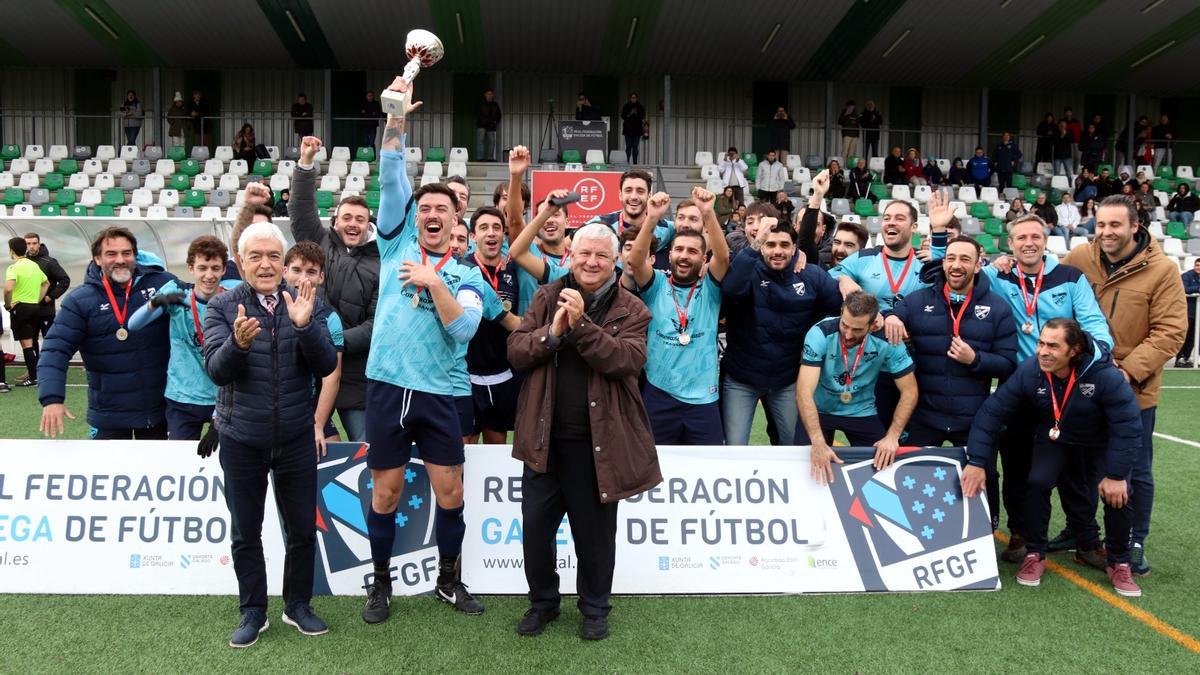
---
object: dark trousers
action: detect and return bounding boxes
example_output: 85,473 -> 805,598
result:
903,419 -> 969,448
863,131 -> 880,158
219,433 -> 317,613
793,413 -> 886,447
728,185 -> 745,207
164,398 -> 214,441
1026,439 -> 1133,564
624,134 -> 641,164
91,423 -> 168,440
997,172 -> 1013,192
989,420 -> 1035,535
522,436 -> 619,618
1130,407 -> 1156,545
37,311 -> 54,341
1179,310 -> 1196,359
641,381 -> 724,445
874,373 -> 899,431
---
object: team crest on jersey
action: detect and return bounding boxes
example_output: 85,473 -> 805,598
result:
100,303 -> 111,311
793,282 -> 806,296
760,280 -> 770,288
1080,383 -> 1095,398
923,305 -> 934,313
1036,387 -> 1046,395
974,305 -> 990,319
1051,290 -> 1067,304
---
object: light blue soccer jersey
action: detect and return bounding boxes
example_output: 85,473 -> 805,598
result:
516,241 -> 571,315
451,282 -> 506,397
327,310 -> 344,350
801,317 -> 914,417
368,143 -> 485,396
830,244 -> 944,311
639,271 -> 721,404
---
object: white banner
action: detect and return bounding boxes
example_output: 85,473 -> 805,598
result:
0,441 -> 999,595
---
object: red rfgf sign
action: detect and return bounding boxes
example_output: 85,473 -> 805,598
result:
530,170 -> 623,230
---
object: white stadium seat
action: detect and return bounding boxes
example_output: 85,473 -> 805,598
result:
131,188 -> 153,208
18,173 -> 39,190
787,154 -> 804,171
146,205 -> 168,219
1069,236 -> 1089,250
695,151 -> 713,166
48,145 -> 69,161
913,185 -> 932,203
449,147 -> 469,162
1148,221 -> 1165,240
0,172 -> 14,189
869,157 -> 886,174
891,185 -> 911,200
992,202 -> 1010,219
228,159 -> 248,177
978,187 -> 999,203
792,167 -> 811,183
1046,235 -> 1068,256
82,159 -> 103,176
68,173 -> 90,190
957,186 -> 977,203
119,205 -> 141,218
705,178 -> 723,194
269,174 -> 290,192
1050,175 -> 1070,191
119,145 -> 139,161
214,146 -> 234,162
200,206 -> 223,219
8,158 -> 30,175
266,146 -> 280,161
23,144 -> 44,160
350,160 -> 370,177
79,188 -> 102,207
344,175 -> 365,193
277,160 -> 296,178
446,161 -> 467,178
1036,162 -> 1053,176
936,158 -> 951,174
327,161 -> 348,178
155,159 -> 175,176
33,158 -> 54,176
12,204 -> 33,217
1137,164 -> 1154,179
95,145 -> 116,162
331,146 -> 351,162
564,163 -> 583,172
585,150 -> 605,165
193,174 -> 215,191
319,175 -> 341,192
157,189 -> 179,208
218,174 -> 240,192
1177,166 -> 1195,180
203,159 -> 224,176
701,165 -> 719,181
143,174 -> 165,191
405,147 -> 422,163
422,161 -> 442,179
106,159 -> 127,175
1163,237 -> 1185,258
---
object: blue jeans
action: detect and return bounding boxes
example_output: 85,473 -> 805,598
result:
1169,211 -> 1195,226
1080,217 -> 1096,234
336,407 -> 366,442
1053,158 -> 1074,177
1131,406 -> 1156,545
720,376 -> 797,446
475,128 -> 497,161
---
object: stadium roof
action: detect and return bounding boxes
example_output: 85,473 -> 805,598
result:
2,0 -> 1199,95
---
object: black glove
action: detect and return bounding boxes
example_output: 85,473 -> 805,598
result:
150,292 -> 186,309
197,424 -> 219,458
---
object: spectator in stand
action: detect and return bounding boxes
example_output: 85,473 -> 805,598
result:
922,157 -> 944,186
167,92 -> 188,147
187,90 -> 210,148
1054,120 -> 1075,177
1091,113 -> 1109,151
724,210 -> 743,235
291,93 -> 314,142
902,148 -> 924,186
1079,197 -> 1098,234
575,93 -> 601,121
774,191 -> 795,225
1118,167 -> 1138,193
883,146 -> 903,184
1178,258 -> 1200,368
992,132 -> 1022,191
1036,113 -> 1057,164
1152,114 -> 1173,170
768,107 -> 796,159
274,189 -> 290,218
947,158 -> 968,186
359,91 -> 383,150
119,90 -> 143,147
826,159 -> 847,199
968,146 -> 992,191
620,93 -> 647,165
1135,200 -> 1151,228
475,89 -> 502,162
1139,121 -> 1156,167
838,100 -> 859,161
1006,197 -> 1029,227
491,180 -> 529,214
719,147 -> 749,206
859,101 -> 883,158
1095,168 -> 1118,199
1054,193 -> 1087,238
233,124 -> 266,165
1074,167 -> 1097,203
847,158 -> 874,201
1167,183 -> 1199,227
23,233 -> 70,342
1079,123 -> 1104,173
4,237 -> 48,387
1063,107 -> 1083,163
1136,180 -> 1157,212
756,150 -> 788,201
716,186 -> 737,223
1031,192 -> 1057,235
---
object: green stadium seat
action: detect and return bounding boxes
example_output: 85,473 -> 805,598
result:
41,173 -> 64,191
355,147 -> 376,163
103,189 -> 125,207
39,204 -> 60,216
1157,165 -> 1174,180
847,156 -> 860,169
911,233 -> 923,250
182,189 -> 206,208
318,207 -> 330,217
366,190 -> 380,209
1153,178 -> 1171,192
984,218 -> 1005,236
426,147 -> 446,162
167,146 -> 186,161
169,174 -> 191,190
1,187 -> 22,206
1167,221 -> 1190,240
179,159 -> 201,176
1,144 -> 20,160
57,159 -> 79,175
316,191 -> 334,209
367,175 -> 381,191
743,153 -> 757,167
93,205 -> 116,217
1047,188 -> 1062,204
975,233 -> 999,255
870,183 -> 889,200
66,204 -> 88,217
253,159 -> 273,176
587,163 -> 607,171
54,188 -> 76,207
854,198 -> 877,217
1024,187 -> 1040,203
970,201 -> 990,218
1010,174 -> 1027,189
561,149 -> 581,164
745,165 -> 757,182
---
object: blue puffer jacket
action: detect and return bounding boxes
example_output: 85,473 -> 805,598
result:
202,282 -> 338,446
721,247 -> 843,390
890,263 -> 1018,433
38,259 -> 175,430
966,334 -> 1141,479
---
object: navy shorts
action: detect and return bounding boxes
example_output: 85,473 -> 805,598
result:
794,413 -> 886,447
641,381 -> 725,445
365,380 -> 466,469
471,376 -> 521,434
455,395 -> 475,438
165,399 -> 214,441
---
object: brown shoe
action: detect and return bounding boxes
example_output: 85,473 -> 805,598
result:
1073,545 -> 1107,571
1000,535 -> 1027,563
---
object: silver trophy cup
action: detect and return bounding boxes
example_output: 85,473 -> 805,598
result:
381,29 -> 445,116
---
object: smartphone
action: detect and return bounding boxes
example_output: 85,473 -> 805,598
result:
549,192 -> 582,207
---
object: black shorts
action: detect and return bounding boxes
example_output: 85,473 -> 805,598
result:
365,380 -> 465,469
9,303 -> 41,341
470,376 -> 520,434
455,395 -> 474,438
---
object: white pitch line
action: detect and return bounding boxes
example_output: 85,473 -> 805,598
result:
1161,385 -> 1200,389
1153,431 -> 1200,449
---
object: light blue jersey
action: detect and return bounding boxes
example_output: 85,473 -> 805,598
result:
368,142 -> 485,396
830,244 -> 944,311
802,317 -> 914,417
327,310 -> 344,350
451,282 -> 506,397
639,271 -> 721,404
516,241 -> 571,315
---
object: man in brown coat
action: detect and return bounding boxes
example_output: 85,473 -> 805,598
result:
507,218 -> 660,641
1063,194 -> 1186,576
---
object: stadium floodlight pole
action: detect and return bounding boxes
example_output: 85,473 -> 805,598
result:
381,29 -> 445,116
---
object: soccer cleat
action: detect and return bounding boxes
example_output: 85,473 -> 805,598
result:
282,603 -> 329,636
361,575 -> 392,624
1073,545 -> 1107,571
229,610 -> 269,648
1016,553 -> 1045,587
1107,563 -> 1142,597
516,607 -> 560,636
436,555 -> 485,615
1046,528 -> 1076,552
1130,543 -> 1152,577
580,616 -> 609,641
1000,535 -> 1028,563
16,377 -> 36,387
0,383 -> 10,393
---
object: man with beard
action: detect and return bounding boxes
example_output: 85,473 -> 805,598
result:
721,212 -> 842,445
1063,195 -> 1186,577
886,237 -> 1018,446
447,176 -> 471,219
506,146 -> 573,314
449,219 -> 471,258
22,232 -> 70,342
38,227 -> 176,439
801,170 -> 864,269
830,222 -> 869,269
585,168 -> 675,270
627,187 -> 729,444
289,135 -> 379,442
361,76 -> 487,623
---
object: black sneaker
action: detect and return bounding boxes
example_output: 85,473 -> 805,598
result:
435,555 -> 485,615
1130,543 -> 1152,577
282,603 -> 328,636
516,607 -> 560,636
1047,528 -> 1076,552
0,383 -> 10,393
16,378 -> 36,387
1073,546 -> 1107,571
362,576 -> 392,624
581,616 -> 609,641
229,609 -> 269,648
999,535 -> 1028,563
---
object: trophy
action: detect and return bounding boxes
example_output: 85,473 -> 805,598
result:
381,29 -> 445,116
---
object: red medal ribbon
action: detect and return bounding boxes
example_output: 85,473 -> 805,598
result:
669,276 -> 699,333
190,291 -> 204,346
883,249 -> 915,297
1045,368 -> 1077,432
943,285 -> 974,338
474,253 -> 508,293
416,246 -> 454,297
840,339 -> 866,392
1017,262 -> 1044,321
101,276 -> 133,328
